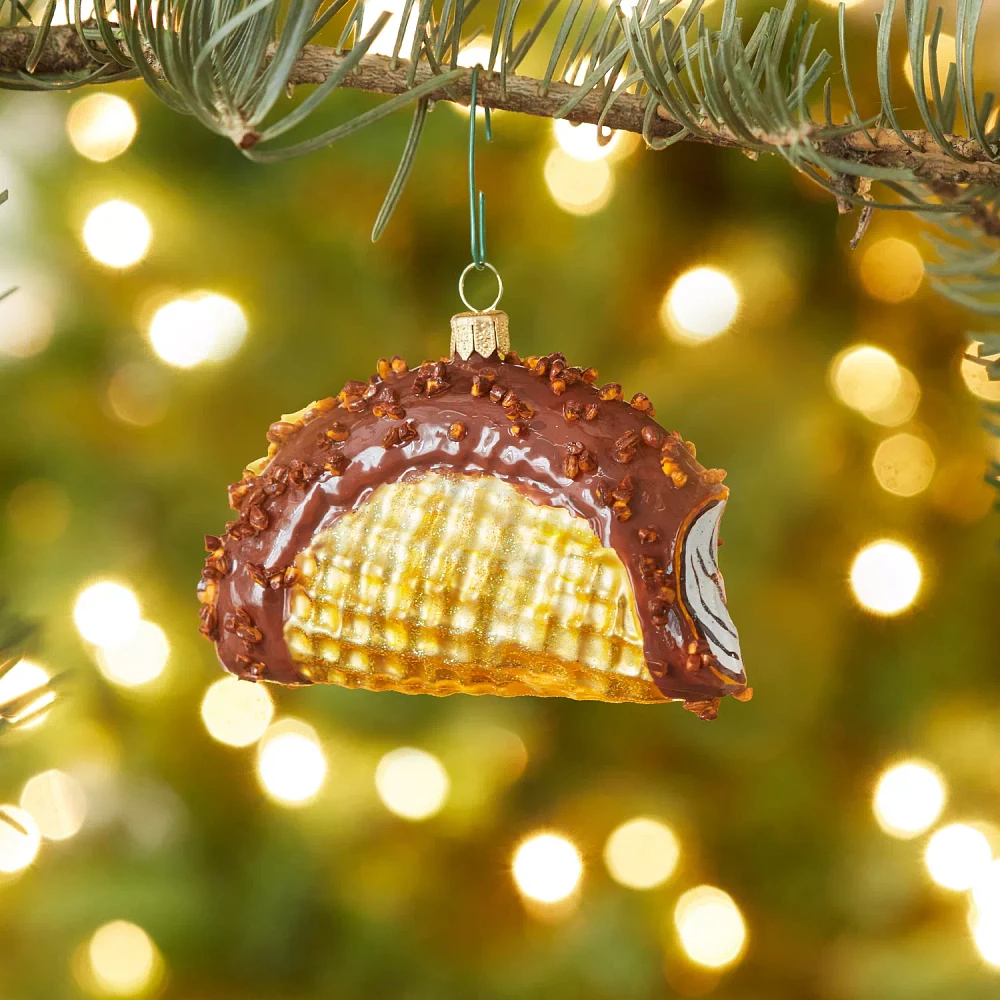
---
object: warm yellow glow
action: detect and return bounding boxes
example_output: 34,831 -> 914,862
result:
960,343 -> 1000,402
256,721 -> 327,805
850,540 -> 922,616
544,148 -> 614,216
972,859 -> 1000,919
873,433 -> 936,497
866,366 -> 921,427
830,345 -> 902,415
82,200 -> 151,269
148,291 -> 247,368
0,806 -> 41,873
553,119 -> 622,161
107,362 -> 169,427
88,920 -> 158,996
0,286 -> 54,358
73,580 -> 141,649
6,479 -> 71,544
200,675 -> 274,747
873,761 -> 945,838
661,267 -> 740,344
66,93 -> 137,162
95,620 -> 169,687
903,32 -> 956,93
674,885 -> 747,969
20,769 -> 87,841
971,911 -> 1000,969
512,832 -> 584,904
859,237 -> 924,303
924,823 -> 993,891
360,0 -> 416,57
604,816 -> 680,890
0,659 -> 55,728
374,747 -> 450,821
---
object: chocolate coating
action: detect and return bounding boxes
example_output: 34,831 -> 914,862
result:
199,351 -> 748,716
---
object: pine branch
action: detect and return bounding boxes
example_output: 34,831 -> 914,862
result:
3,27 -> 1000,193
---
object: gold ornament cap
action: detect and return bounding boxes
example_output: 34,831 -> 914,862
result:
450,310 -> 510,361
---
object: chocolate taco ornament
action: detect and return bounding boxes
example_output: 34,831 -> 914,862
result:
198,310 -> 749,721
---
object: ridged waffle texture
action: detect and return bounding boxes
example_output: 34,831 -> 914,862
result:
284,473 -> 666,702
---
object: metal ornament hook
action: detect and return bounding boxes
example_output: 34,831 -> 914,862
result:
468,63 -> 493,269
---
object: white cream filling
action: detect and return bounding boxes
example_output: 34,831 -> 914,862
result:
682,500 -> 744,679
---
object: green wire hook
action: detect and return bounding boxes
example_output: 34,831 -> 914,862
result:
468,63 -> 493,270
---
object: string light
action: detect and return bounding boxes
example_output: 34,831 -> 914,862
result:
873,433 -> 936,497
873,761 -> 946,839
0,806 -> 41,873
256,721 -> 327,805
830,345 -> 902,416
544,148 -> 614,216
73,580 -> 141,649
66,93 -> 137,162
674,886 -> 747,969
553,119 -> 622,161
512,832 -> 583,904
0,658 -> 54,728
971,911 -> 1000,969
859,237 -> 924,303
660,267 -> 740,343
82,200 -> 151,269
924,824 -> 993,892
87,921 -> 159,996
148,292 -> 247,368
604,817 -> 680,890
95,620 -> 170,687
20,769 -> 87,841
849,539 -> 922,616
200,676 -> 274,747
374,747 -> 450,821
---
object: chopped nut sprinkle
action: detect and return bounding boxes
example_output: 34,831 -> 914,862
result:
584,403 -> 600,421
390,355 -> 408,373
563,401 -> 583,421
598,382 -> 623,402
641,426 -> 663,449
637,527 -> 659,544
448,422 -> 467,442
703,468 -> 727,484
508,420 -> 529,439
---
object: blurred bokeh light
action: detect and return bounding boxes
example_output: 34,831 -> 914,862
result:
65,93 -> 137,162
873,432 -> 936,497
87,920 -> 159,996
850,539 -> 922,615
0,805 -> 41,873
256,721 -> 327,805
20,769 -> 87,841
660,267 -> 740,343
830,344 -> 902,416
512,832 -> 583,904
859,237 -> 924,303
543,148 -> 613,215
200,675 -> 274,747
148,292 -> 247,368
674,886 -> 747,969
873,761 -> 946,839
0,658 -> 54,727
82,200 -> 151,269
374,747 -> 450,821
73,581 -> 141,649
603,816 -> 680,890
95,620 -> 170,687
924,824 -> 993,891
553,120 -> 621,161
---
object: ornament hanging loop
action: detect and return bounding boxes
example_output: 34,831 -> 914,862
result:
458,261 -> 503,314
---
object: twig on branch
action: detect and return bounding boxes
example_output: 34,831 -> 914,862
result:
4,27 -> 1000,194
